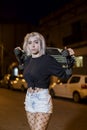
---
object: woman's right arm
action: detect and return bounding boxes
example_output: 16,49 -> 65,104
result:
14,47 -> 28,70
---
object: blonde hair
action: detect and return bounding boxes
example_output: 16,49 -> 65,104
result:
23,32 -> 46,56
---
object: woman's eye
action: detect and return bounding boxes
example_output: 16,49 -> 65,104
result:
28,40 -> 39,44
35,41 -> 38,44
28,42 -> 32,44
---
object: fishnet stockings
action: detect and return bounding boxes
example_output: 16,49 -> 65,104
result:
26,112 -> 51,130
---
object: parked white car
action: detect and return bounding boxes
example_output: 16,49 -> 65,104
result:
10,74 -> 27,91
50,74 -> 87,102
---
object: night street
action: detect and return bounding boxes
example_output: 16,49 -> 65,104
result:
0,1 -> 87,130
0,88 -> 87,130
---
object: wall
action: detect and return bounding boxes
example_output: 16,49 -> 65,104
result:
0,23 -> 34,76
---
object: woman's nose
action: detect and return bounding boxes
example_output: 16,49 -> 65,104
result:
32,42 -> 35,47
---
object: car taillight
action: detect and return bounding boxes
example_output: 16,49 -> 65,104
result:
81,84 -> 87,89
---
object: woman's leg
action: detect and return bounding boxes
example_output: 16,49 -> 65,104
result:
34,112 -> 52,130
26,111 -> 36,130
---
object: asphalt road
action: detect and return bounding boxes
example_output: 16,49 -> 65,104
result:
0,88 -> 87,130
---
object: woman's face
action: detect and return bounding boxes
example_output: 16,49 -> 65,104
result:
27,36 -> 41,57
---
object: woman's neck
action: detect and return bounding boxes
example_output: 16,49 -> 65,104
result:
32,53 -> 42,58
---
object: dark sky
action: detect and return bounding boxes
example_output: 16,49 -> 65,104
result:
0,0 -> 72,25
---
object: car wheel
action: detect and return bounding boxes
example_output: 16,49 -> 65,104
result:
50,89 -> 55,98
73,92 -> 81,103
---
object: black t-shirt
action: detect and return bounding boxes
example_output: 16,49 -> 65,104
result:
23,54 -> 72,89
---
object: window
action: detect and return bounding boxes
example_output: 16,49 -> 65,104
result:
70,77 -> 80,83
72,21 -> 81,35
75,56 -> 83,67
85,78 -> 87,83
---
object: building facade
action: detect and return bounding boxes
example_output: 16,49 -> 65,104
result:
0,23 -> 35,76
39,0 -> 87,75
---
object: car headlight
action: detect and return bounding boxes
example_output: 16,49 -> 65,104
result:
51,82 -> 57,88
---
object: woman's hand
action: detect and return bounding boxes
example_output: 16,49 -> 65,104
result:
64,47 -> 75,68
14,46 -> 22,51
65,47 -> 75,56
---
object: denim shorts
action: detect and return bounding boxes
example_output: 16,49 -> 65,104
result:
24,89 -> 53,113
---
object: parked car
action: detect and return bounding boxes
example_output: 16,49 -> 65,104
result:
46,47 -> 67,67
10,74 -> 28,91
0,74 -> 11,89
49,74 -> 87,102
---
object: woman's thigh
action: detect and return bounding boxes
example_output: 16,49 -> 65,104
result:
34,112 -> 52,130
26,111 -> 36,130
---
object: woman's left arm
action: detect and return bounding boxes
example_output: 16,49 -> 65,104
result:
61,47 -> 75,68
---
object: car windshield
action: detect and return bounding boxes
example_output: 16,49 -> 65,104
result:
46,48 -> 67,64
46,48 -> 60,55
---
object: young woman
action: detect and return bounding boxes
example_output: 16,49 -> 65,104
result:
14,32 -> 75,130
